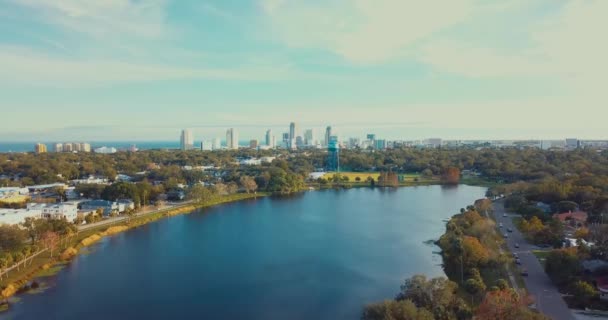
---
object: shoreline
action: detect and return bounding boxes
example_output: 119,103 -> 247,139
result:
0,183 -> 491,314
0,192 -> 268,308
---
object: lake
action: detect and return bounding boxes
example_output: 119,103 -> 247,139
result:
2,186 -> 486,320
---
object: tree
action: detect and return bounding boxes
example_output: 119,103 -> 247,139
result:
545,249 -> 582,286
187,185 -> 213,203
396,275 -> 460,316
495,279 -> 509,290
362,300 -> 434,320
40,231 -> 59,258
0,225 -> 26,252
239,176 -> 258,194
213,182 -> 228,196
462,236 -> 490,268
570,281 -> 597,307
476,290 -> 546,320
442,167 -> 461,185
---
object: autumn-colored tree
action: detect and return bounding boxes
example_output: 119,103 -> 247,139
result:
239,176 -> 258,194
462,236 -> 490,268
574,227 -> 589,240
442,167 -> 461,185
527,216 -> 545,234
40,231 -> 59,258
474,198 -> 493,213
475,289 -> 546,320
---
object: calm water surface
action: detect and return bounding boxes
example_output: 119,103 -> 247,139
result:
3,186 -> 486,320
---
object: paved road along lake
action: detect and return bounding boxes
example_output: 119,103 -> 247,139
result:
3,186 -> 486,320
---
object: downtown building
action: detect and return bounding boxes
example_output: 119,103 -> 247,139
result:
180,129 -> 194,150
226,128 -> 238,150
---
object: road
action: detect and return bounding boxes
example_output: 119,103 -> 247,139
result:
78,201 -> 192,232
494,200 -> 574,320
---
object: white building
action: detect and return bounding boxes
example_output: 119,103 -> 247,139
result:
212,138 -> 222,150
34,203 -> 78,222
0,208 -> 42,225
304,129 -> 315,146
94,146 -> 117,154
265,129 -> 276,148
226,128 -> 238,150
70,176 -> 109,185
180,129 -> 194,150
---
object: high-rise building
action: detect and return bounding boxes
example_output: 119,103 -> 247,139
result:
54,143 -> 63,153
289,122 -> 298,140
265,130 -> 275,148
34,143 -> 47,154
375,139 -> 387,150
304,129 -> 314,146
325,126 -> 332,146
226,128 -> 238,150
180,129 -> 194,150
64,143 -> 73,152
212,138 -> 221,150
250,140 -> 259,149
367,134 -> 376,141
81,143 -> 91,152
201,141 -> 212,151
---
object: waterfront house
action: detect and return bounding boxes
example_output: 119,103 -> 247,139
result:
117,199 -> 135,212
80,200 -> 119,216
33,202 -> 78,222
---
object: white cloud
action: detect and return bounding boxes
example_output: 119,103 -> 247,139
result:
0,46 -> 302,86
261,0 -> 475,64
10,0 -> 167,38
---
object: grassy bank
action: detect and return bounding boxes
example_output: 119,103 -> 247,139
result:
0,192 -> 266,303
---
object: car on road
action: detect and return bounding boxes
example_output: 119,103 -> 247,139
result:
515,258 -> 522,265
513,252 -> 518,258
507,228 -> 513,233
503,213 -> 507,218
499,223 -> 503,228
521,269 -> 528,276
503,233 -> 509,238
514,243 -> 520,248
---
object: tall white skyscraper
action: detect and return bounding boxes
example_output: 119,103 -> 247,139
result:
180,129 -> 194,150
226,128 -> 238,150
212,138 -> 221,150
304,129 -> 314,146
266,129 -> 276,148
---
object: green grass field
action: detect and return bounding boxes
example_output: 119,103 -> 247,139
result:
322,172 -> 425,183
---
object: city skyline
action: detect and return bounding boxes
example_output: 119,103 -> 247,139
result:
1,1 -> 607,140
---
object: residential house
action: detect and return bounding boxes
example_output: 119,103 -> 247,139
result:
117,199 -> 135,212
553,211 -> 588,228
34,203 -> 78,222
80,200 -> 119,217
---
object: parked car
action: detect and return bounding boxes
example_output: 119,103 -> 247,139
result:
515,258 -> 522,265
513,252 -> 518,258
521,269 -> 528,276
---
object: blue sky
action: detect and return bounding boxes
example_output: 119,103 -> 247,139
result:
0,0 -> 606,142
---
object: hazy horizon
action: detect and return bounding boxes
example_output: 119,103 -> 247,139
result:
1,1 -> 606,140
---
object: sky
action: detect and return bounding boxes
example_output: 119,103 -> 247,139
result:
0,0 -> 607,142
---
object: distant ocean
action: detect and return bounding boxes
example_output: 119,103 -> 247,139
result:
0,141 -> 251,153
